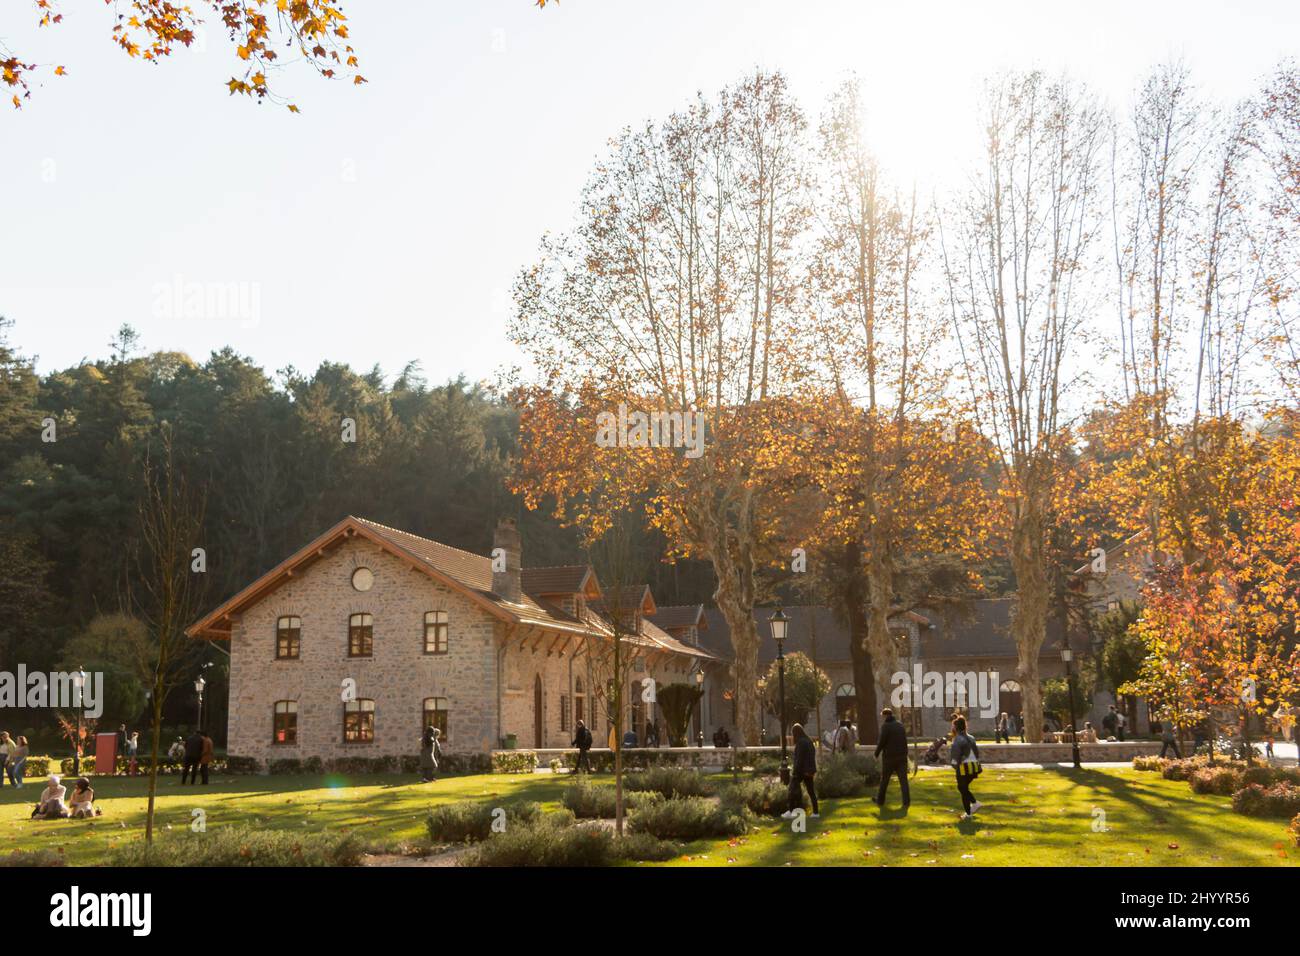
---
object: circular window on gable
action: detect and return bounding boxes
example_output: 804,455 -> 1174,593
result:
351,567 -> 374,592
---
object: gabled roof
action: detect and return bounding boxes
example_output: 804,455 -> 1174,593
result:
186,516 -> 599,640
701,605 -> 930,664
641,618 -> 721,662
591,584 -> 656,618
919,598 -> 1065,660
648,604 -> 708,632
520,565 -> 600,598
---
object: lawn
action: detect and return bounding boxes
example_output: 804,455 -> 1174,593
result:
2,766 -> 1295,866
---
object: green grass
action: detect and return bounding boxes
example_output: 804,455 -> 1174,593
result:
3,766 -> 1296,867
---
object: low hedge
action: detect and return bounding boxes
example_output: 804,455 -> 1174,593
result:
816,752 -> 880,797
720,777 -> 787,817
225,753 -> 495,776
426,800 -> 544,843
491,750 -> 538,774
1231,782 -> 1300,819
627,796 -> 750,840
622,766 -> 716,799
561,779 -> 663,818
109,825 -> 366,867
457,814 -> 679,867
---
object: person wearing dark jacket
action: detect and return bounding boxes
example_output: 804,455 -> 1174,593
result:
419,725 -> 442,782
571,720 -> 593,773
873,708 -> 910,808
950,716 -> 983,819
781,723 -> 819,818
181,730 -> 205,785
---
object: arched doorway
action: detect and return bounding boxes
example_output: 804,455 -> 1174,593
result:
534,674 -> 543,748
999,680 -> 1022,722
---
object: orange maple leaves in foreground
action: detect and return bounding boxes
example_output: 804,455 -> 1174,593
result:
4,0 -> 367,111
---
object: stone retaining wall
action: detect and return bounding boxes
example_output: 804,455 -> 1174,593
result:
494,740 -> 1164,769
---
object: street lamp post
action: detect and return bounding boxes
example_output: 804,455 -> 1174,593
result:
769,608 -> 790,784
694,669 -> 705,746
1061,647 -> 1082,769
194,675 -> 206,732
72,667 -> 87,775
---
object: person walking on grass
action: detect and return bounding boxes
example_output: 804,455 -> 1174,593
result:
571,719 -> 593,774
182,729 -> 204,784
1159,723 -> 1181,759
7,736 -> 28,787
950,716 -> 983,820
782,723 -> 819,819
873,707 -> 910,809
199,731 -> 214,784
419,725 -> 442,782
0,731 -> 11,786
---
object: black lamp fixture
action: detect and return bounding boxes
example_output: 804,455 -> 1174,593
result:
769,607 -> 791,784
1060,646 -> 1082,769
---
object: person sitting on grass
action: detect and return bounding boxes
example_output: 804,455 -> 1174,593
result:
31,774 -> 68,820
69,777 -> 102,818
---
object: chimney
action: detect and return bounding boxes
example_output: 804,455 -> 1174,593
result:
492,517 -> 522,603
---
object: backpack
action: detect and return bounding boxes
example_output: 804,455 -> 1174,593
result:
953,734 -> 982,778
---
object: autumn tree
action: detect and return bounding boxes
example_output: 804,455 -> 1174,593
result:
512,70 -> 812,745
127,426 -> 209,845
3,0 -> 365,110
797,78 -> 994,742
942,72 -> 1108,741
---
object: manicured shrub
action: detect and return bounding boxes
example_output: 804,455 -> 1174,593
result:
1161,755 -> 1245,781
109,825 -> 365,867
1232,782 -> 1300,818
1289,812 -> 1300,848
18,755 -> 52,777
460,817 -> 607,867
268,757 -> 303,775
425,800 -> 542,843
720,777 -> 787,817
613,833 -> 679,862
622,766 -> 715,799
1132,756 -> 1166,772
1189,766 -> 1243,796
562,779 -> 663,818
225,755 -> 260,774
491,750 -> 538,774
816,752 -> 880,797
628,796 -> 750,840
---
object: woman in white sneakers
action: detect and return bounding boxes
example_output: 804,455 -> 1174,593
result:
950,716 -> 983,820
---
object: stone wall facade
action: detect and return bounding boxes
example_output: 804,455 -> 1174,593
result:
228,538 -> 501,763
225,536 -> 725,763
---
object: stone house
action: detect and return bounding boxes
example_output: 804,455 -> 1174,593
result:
186,516 -> 725,765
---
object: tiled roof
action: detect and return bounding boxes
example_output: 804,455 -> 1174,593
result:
648,604 -> 707,631
188,516 -> 601,640
919,598 -> 1065,660
520,565 -> 593,595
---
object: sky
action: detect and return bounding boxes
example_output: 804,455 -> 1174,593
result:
1,0 -> 1297,385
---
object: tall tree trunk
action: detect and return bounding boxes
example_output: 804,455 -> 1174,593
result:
1011,502 -> 1049,742
715,590 -> 760,745
840,542 -> 879,743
